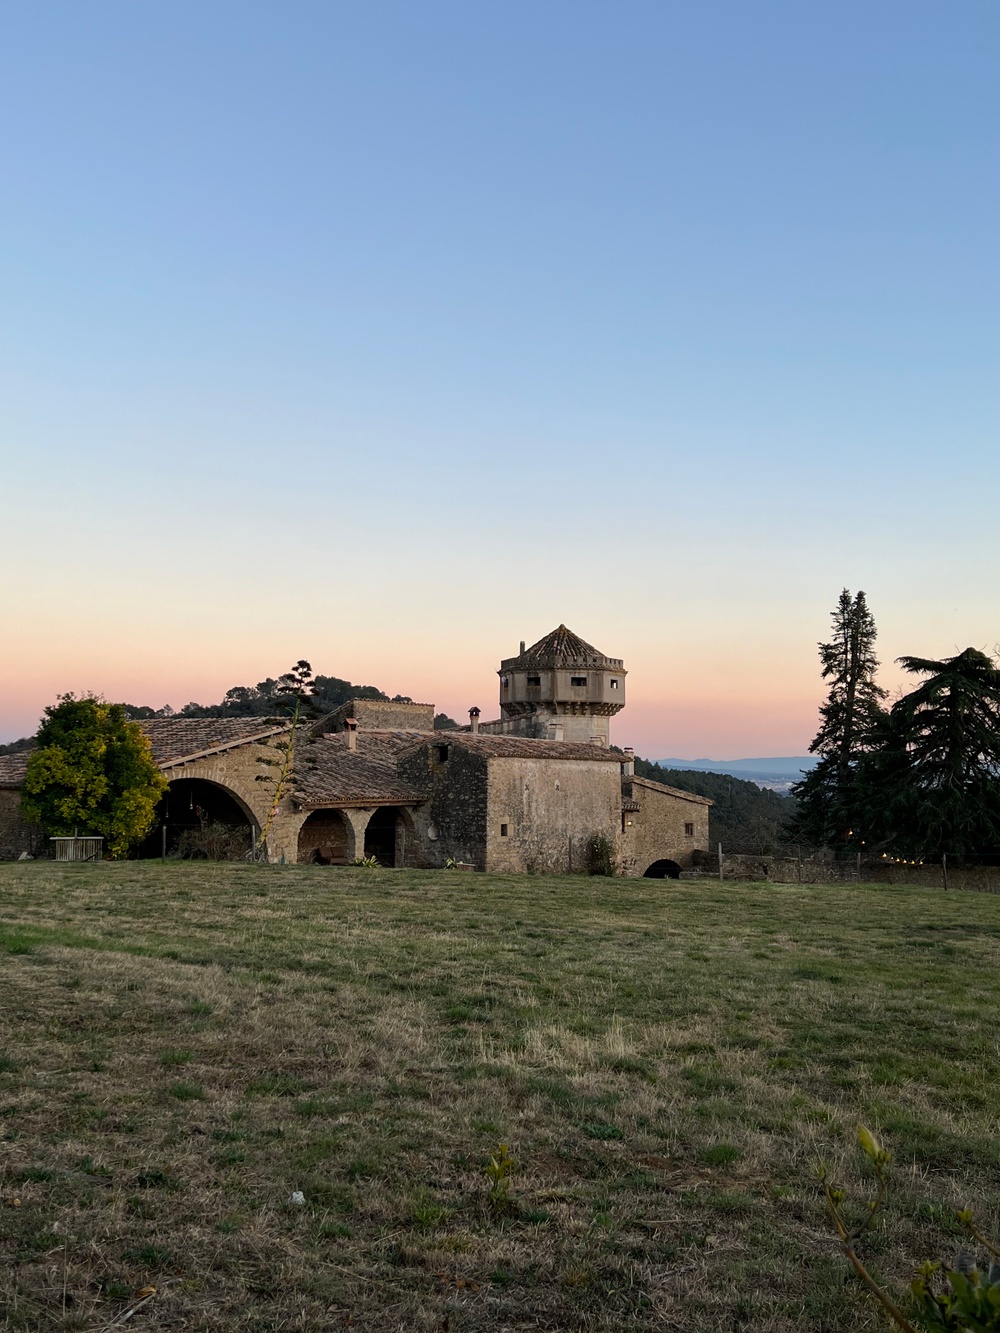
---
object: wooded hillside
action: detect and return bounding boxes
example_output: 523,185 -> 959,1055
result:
635,757 -> 794,853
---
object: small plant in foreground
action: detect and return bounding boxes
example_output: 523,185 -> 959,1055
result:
485,1141 -> 517,1210
351,855 -> 380,868
820,1126 -> 1000,1331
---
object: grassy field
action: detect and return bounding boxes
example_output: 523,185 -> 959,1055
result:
2,866 -> 1000,1332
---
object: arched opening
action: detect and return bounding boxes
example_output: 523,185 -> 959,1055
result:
644,858 -> 681,880
364,807 -> 404,867
136,778 -> 254,860
298,810 -> 350,865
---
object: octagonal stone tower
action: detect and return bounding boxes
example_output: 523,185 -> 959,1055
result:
497,625 -> 626,746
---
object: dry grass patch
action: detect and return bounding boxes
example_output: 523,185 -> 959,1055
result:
1,863 -> 999,1330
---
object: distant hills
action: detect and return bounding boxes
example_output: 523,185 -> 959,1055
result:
656,756 -> 817,793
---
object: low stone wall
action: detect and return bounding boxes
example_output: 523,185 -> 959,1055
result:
710,852 -> 1000,894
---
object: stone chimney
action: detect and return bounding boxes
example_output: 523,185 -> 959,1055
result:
345,718 -> 358,752
622,746 -> 634,776
469,706 -> 481,735
519,640 -> 525,655
546,721 -> 564,741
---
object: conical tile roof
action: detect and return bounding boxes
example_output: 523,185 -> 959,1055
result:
501,625 -> 621,670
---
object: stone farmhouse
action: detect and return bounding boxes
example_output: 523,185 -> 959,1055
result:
0,626 -> 711,875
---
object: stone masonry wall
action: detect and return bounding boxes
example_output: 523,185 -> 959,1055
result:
157,736 -> 310,863
397,742 -> 487,869
324,700 -> 435,733
0,789 -> 46,859
621,781 -> 710,876
485,757 -> 623,875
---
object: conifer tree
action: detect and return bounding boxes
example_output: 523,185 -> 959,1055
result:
791,590 -> 886,850
860,647 -> 1000,859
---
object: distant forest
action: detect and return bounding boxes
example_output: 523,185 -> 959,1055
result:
634,757 -> 794,853
0,672 -> 458,751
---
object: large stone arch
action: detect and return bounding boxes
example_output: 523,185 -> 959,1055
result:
137,776 -> 257,859
297,809 -> 350,864
361,805 -> 420,868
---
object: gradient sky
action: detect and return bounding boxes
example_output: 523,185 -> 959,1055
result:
2,2 -> 998,757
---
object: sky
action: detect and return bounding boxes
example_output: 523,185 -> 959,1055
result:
1,2 -> 998,758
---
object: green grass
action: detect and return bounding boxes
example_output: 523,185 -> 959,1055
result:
1,862 -> 999,1330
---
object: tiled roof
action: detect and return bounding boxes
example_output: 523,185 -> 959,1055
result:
405,733 -> 624,763
295,731 -> 429,806
140,718 -> 288,765
624,775 -> 713,806
0,753 -> 30,787
500,625 -> 623,671
0,719 -> 283,785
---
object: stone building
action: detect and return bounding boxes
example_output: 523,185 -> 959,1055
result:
0,626 -> 711,875
484,625 -> 626,746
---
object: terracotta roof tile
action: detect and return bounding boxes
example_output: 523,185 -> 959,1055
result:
500,625 -> 624,671
405,733 -> 623,763
140,718 -> 288,765
0,753 -> 30,787
624,775 -> 713,806
295,731 -> 428,806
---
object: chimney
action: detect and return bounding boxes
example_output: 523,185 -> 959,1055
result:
345,717 -> 358,752
623,746 -> 634,776
519,640 -> 525,655
469,706 -> 481,735
547,722 -> 564,741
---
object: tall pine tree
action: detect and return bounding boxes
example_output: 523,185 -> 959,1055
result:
859,647 -> 1000,859
791,589 -> 886,851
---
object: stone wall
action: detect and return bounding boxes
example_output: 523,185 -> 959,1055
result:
485,757 -> 623,875
0,789 -> 45,859
323,699 -> 435,734
296,810 -> 350,864
157,736 -> 309,863
621,778 -> 710,875
397,742 -> 487,869
717,852 -> 1000,893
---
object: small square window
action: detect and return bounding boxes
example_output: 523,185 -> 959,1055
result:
610,678 -> 619,689
526,675 -> 541,687
500,823 -> 508,837
436,744 -> 449,762
571,676 -> 587,687
684,822 -> 694,836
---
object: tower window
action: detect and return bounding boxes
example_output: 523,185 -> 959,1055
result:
436,745 -> 449,762
610,678 -> 619,689
571,676 -> 587,687
500,823 -> 508,837
526,675 -> 541,687
684,822 -> 694,836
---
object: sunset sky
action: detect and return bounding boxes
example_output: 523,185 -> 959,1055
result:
2,2 -> 998,758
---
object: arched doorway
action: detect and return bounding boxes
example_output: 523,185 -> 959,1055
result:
644,858 -> 681,880
298,810 -> 350,865
137,778 -> 255,860
364,807 -> 404,867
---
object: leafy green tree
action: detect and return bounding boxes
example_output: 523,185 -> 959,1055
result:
860,648 -> 1000,859
791,590 -> 886,851
22,695 -> 167,858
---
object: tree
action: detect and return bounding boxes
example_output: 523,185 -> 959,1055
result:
22,695 -> 167,858
633,758 -> 793,853
860,648 -> 1000,859
791,590 -> 886,851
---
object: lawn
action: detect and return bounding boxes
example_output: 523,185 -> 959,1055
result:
1,864 -> 999,1332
